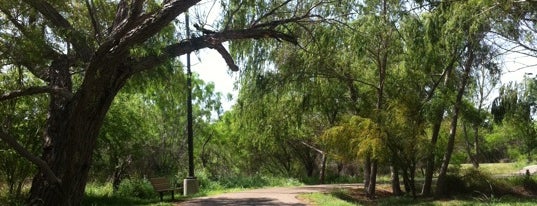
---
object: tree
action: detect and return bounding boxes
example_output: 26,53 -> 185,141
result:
433,0 -> 495,197
0,0 -> 323,205
491,78 -> 537,161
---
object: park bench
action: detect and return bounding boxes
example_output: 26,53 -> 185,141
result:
149,177 -> 182,201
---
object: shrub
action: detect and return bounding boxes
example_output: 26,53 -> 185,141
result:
443,173 -> 468,196
460,168 -> 511,196
522,176 -> 537,193
508,175 -> 537,195
115,178 -> 156,199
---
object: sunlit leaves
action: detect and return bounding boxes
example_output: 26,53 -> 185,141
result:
321,116 -> 387,162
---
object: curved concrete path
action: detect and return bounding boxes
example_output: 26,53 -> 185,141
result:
177,184 -> 358,206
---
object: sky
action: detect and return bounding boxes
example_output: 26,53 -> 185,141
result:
182,47 -> 240,111
502,53 -> 537,83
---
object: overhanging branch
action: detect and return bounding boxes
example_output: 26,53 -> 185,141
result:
212,44 -> 239,71
0,86 -> 73,102
0,130 -> 61,185
133,27 -> 299,73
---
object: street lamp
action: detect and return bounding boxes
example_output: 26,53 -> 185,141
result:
183,10 -> 199,196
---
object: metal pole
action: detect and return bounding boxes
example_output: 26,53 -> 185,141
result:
186,10 -> 195,178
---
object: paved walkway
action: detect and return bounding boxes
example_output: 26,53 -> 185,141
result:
177,184 -> 358,206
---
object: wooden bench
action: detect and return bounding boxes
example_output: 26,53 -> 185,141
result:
149,177 -> 182,201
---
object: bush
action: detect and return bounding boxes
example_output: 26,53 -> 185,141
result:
508,175 -> 537,195
194,168 -> 303,193
442,168 -> 512,197
443,173 -> 467,196
115,178 -> 156,199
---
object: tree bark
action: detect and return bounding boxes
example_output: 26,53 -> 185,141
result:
473,124 -> 480,167
463,122 -> 479,168
366,160 -> 378,198
391,164 -> 402,196
28,59 -> 130,205
363,155 -> 371,194
319,153 -> 327,184
421,109 -> 443,196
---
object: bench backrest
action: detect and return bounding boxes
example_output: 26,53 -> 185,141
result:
149,177 -> 173,192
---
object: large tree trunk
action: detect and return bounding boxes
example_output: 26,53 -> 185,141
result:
28,58 -> 130,205
435,45 -> 474,198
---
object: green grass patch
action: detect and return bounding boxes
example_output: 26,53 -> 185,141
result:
460,163 -> 519,175
376,195 -> 537,206
82,182 -> 177,206
303,188 -> 537,206
300,192 -> 356,206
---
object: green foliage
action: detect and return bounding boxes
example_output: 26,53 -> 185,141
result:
116,178 -> 156,199
0,69 -> 46,199
196,168 -> 303,193
322,116 -> 388,162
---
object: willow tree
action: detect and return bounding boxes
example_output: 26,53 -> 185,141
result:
0,0 -> 324,205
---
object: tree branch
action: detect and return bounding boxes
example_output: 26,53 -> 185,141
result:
212,44 -> 239,71
301,141 -> 325,155
85,0 -> 103,41
133,27 -> 298,73
251,0 -> 293,27
23,0 -> 93,61
0,86 -> 73,102
106,0 -> 201,56
0,130 -> 61,185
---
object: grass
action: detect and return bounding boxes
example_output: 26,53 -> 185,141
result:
300,192 -> 356,206
461,163 -> 520,175
82,182 -> 177,206
302,189 -> 537,206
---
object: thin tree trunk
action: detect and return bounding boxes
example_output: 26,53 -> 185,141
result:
391,164 -> 402,196
463,122 -> 479,168
409,161 -> 417,199
320,153 -> 327,184
435,45 -> 474,198
473,123 -> 480,168
367,160 -> 378,198
402,167 -> 411,193
421,112 -> 442,196
363,155 -> 371,194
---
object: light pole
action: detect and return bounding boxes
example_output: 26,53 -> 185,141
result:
183,10 -> 199,196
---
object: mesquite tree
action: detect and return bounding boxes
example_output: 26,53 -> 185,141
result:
0,0 -> 323,205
